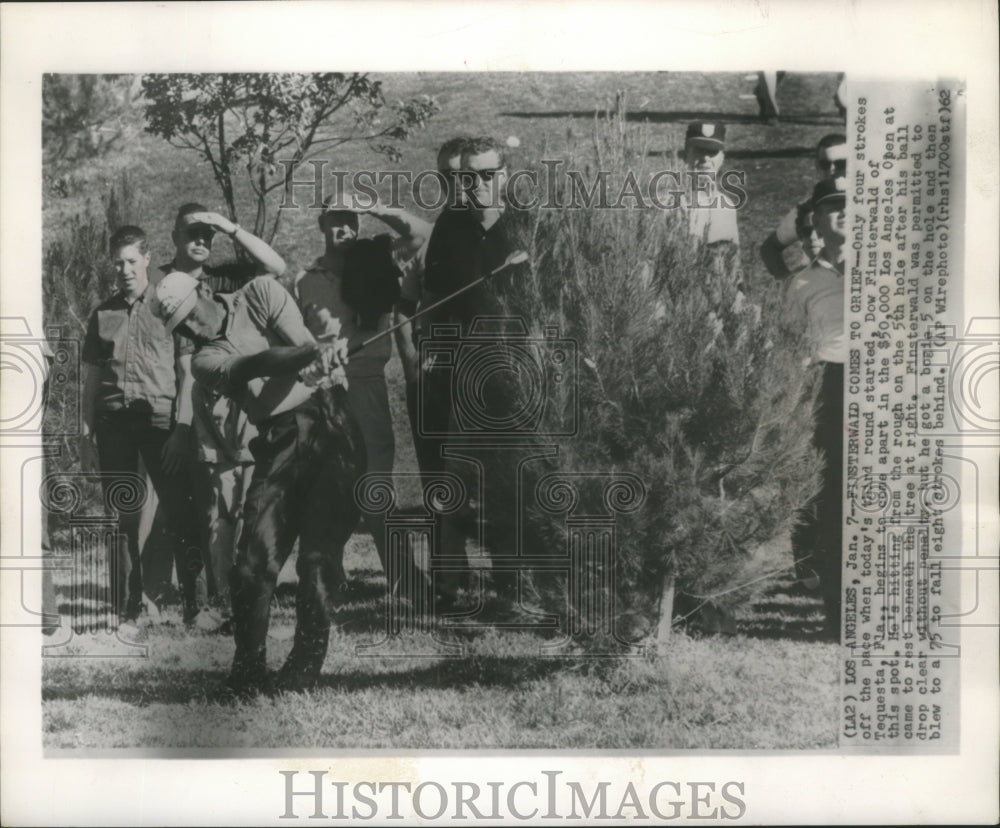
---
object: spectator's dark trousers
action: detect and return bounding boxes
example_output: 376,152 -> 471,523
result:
94,410 -> 201,620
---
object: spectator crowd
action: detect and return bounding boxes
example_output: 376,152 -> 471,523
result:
71,124 -> 849,696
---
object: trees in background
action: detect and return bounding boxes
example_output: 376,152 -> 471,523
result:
43,74 -> 140,196
141,73 -> 440,247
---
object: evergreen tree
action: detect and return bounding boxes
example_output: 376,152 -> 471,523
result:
486,111 -> 821,645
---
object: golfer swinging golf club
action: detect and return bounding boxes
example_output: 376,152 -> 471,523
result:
333,250 -> 529,355
153,248 -> 527,694
152,271 -> 364,696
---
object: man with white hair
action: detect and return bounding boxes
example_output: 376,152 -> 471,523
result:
153,271 -> 365,696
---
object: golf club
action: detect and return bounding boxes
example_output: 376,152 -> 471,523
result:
317,250 -> 530,357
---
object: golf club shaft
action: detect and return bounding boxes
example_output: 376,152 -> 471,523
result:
332,256 -> 525,357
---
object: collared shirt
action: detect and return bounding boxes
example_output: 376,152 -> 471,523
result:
293,239 -> 395,380
191,277 -> 317,426
158,260 -> 258,296
423,206 -> 510,334
788,255 -> 845,363
159,260 -> 259,462
82,283 -> 184,428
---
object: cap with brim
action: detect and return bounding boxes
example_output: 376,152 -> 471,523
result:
812,175 -> 848,207
154,271 -> 200,334
685,121 -> 726,150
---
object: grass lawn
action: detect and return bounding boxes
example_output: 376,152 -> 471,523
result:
42,70 -> 845,750
44,545 -> 837,750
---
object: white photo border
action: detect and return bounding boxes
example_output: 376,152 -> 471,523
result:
2,1 -> 997,825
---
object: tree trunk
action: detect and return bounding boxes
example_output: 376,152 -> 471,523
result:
655,570 -> 675,645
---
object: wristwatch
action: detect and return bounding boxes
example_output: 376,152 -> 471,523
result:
228,223 -> 241,238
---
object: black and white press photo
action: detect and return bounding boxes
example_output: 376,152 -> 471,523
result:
1,2 -> 997,825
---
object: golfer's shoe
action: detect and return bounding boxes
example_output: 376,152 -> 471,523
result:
213,672 -> 273,702
115,617 -> 143,643
272,666 -> 321,695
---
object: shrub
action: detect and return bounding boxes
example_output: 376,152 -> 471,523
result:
488,107 -> 821,643
43,172 -> 143,478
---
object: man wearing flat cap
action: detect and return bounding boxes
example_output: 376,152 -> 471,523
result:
786,175 -> 848,637
153,271 -> 365,696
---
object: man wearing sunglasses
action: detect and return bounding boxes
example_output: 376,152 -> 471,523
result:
421,135 -> 517,612
760,134 -> 847,279
149,203 -> 286,631
424,136 -> 511,332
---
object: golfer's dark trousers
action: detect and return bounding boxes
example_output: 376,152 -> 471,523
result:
228,387 -> 365,687
94,410 -> 201,621
791,361 -> 844,629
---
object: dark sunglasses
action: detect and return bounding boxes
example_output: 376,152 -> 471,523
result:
184,223 -> 216,242
465,167 -> 502,183
821,159 -> 848,175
